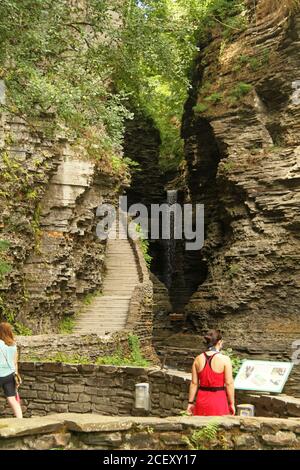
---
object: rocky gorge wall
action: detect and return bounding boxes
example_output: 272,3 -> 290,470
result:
180,2 -> 300,364
0,110 -> 127,333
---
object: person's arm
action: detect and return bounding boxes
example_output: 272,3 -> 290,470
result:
224,357 -> 235,415
187,359 -> 198,415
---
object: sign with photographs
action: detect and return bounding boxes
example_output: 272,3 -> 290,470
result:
234,360 -> 294,393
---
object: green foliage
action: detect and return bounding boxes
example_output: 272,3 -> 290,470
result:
193,103 -> 209,114
45,353 -> 91,364
96,354 -> 149,367
0,0 -> 131,157
183,419 -> 220,450
29,334 -> 148,366
234,49 -> 270,72
0,0 -> 248,174
223,348 -> 242,377
122,157 -> 140,170
26,190 -> 38,200
128,333 -> 148,365
229,82 -> 252,100
135,224 -> 152,268
204,92 -> 223,104
194,0 -> 248,40
221,12 -> 248,38
82,290 -> 102,306
0,260 -> 11,278
0,296 -> 32,335
0,239 -> 11,252
220,161 -> 236,173
59,317 -> 75,334
0,152 -> 27,192
96,334 -> 149,367
110,155 -> 138,173
13,322 -> 33,336
0,297 -> 15,324
227,263 -> 240,278
0,239 -> 11,280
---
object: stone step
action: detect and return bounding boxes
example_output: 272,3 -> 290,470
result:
102,289 -> 136,293
79,308 -> 129,313
105,254 -> 135,258
79,311 -> 128,315
101,293 -> 135,297
104,274 -> 139,277
104,273 -> 137,276
75,320 -> 127,324
102,287 -> 136,290
104,276 -> 138,279
103,277 -> 139,284
105,269 -> 137,272
76,321 -> 127,325
87,298 -> 131,303
76,325 -> 124,330
80,315 -> 126,320
77,313 -> 128,318
75,322 -> 127,326
85,296 -> 131,300
104,268 -> 138,272
81,303 -> 129,306
103,281 -> 138,285
82,297 -> 131,301
77,318 -> 126,328
103,291 -> 135,295
75,330 -> 122,335
103,285 -> 137,289
75,214 -> 141,334
76,326 -> 124,330
105,265 -> 138,269
103,282 -> 138,285
83,309 -> 129,314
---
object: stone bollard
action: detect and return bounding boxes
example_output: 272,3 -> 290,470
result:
237,404 -> 255,417
133,383 -> 150,416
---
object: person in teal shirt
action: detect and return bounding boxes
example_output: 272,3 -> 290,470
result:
0,322 -> 22,418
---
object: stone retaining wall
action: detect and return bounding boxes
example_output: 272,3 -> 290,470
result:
0,364 -> 189,418
16,332 -> 133,362
236,392 -> 300,418
1,362 -> 300,420
1,414 -> 300,450
126,236 -> 156,361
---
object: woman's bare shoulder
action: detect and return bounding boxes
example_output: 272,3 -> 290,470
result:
219,353 -> 231,362
194,354 -> 204,364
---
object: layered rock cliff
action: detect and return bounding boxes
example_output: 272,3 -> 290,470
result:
0,112 -> 128,333
181,3 -> 300,361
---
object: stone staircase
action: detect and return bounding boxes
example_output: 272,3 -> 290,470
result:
74,220 -> 140,335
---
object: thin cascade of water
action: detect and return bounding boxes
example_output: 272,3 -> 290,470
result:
165,189 -> 178,289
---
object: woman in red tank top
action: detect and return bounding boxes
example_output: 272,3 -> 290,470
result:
187,330 -> 235,416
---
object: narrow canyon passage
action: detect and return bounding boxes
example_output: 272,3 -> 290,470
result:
0,0 -> 299,404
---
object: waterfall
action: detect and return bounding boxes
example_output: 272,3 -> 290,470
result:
167,189 -> 178,205
165,189 -> 178,289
